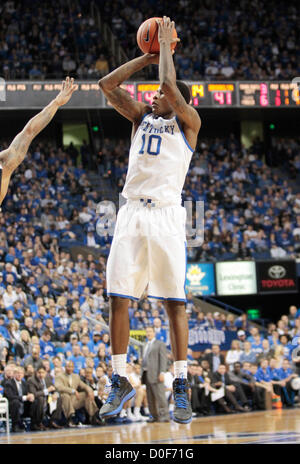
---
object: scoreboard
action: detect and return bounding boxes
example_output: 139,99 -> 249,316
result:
0,80 -> 299,109
133,81 -> 300,108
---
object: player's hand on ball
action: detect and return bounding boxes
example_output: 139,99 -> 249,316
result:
146,50 -> 175,65
156,16 -> 180,45
55,76 -> 77,106
146,53 -> 160,64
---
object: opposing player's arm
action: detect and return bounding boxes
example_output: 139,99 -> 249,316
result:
98,54 -> 156,124
157,17 -> 201,140
0,77 -> 77,173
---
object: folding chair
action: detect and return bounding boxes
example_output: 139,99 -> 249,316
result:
0,397 -> 10,434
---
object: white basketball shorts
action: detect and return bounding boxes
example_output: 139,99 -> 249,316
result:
106,200 -> 187,302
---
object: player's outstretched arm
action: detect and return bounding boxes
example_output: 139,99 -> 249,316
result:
0,77 -> 76,206
157,17 -> 201,142
0,77 -> 77,174
98,54 -> 157,124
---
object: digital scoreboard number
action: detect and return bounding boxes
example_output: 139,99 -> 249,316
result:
239,82 -> 300,107
136,83 -> 159,105
239,83 -> 270,107
206,83 -> 236,106
135,83 -> 237,107
269,82 -> 300,107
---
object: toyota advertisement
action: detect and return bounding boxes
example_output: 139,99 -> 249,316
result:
256,260 -> 298,294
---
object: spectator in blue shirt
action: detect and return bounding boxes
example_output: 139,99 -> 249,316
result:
64,334 -> 80,358
247,327 -> 264,344
254,359 -> 274,400
39,329 -> 56,359
272,358 -> 298,406
153,318 -> 167,343
79,333 -> 95,354
53,308 -> 70,339
240,341 -> 257,365
250,334 -> 264,355
279,335 -> 293,361
88,331 -> 102,355
67,345 -> 86,374
0,315 -> 10,339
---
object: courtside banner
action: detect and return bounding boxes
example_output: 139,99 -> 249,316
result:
185,263 -> 215,296
256,260 -> 298,294
215,261 -> 257,296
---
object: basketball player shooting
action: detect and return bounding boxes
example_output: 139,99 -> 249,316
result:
98,16 -> 201,424
0,77 -> 77,209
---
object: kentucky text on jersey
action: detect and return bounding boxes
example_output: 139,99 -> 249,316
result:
141,120 -> 175,134
122,113 -> 194,203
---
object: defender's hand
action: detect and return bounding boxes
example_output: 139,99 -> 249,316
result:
55,77 -> 77,106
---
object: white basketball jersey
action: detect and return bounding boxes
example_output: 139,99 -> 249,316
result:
122,113 -> 194,203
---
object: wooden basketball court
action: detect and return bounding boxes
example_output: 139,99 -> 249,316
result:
1,409 -> 300,444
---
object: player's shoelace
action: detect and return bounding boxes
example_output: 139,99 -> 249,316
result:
174,379 -> 189,409
106,374 -> 121,403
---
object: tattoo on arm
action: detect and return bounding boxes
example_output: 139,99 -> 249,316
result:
105,87 -> 148,123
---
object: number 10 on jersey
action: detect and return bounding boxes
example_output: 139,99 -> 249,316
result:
138,134 -> 162,156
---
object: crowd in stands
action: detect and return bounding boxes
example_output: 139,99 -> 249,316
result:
97,0 -> 299,81
0,0 -> 111,80
1,0 -> 299,81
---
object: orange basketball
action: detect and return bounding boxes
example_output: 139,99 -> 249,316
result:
136,17 -> 178,54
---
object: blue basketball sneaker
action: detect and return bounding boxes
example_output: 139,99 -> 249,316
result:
99,374 -> 136,418
172,378 -> 192,424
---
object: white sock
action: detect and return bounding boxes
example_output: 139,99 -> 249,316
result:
169,404 -> 174,412
112,354 -> 127,378
144,407 -> 150,415
174,360 -> 187,379
134,407 -> 140,415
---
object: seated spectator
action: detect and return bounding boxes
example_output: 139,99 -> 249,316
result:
256,338 -> 275,364
14,330 -> 31,362
254,359 -> 274,409
250,333 -> 264,356
204,344 -> 225,373
236,330 -> 247,349
225,340 -> 242,371
24,345 -> 44,371
272,358 -> 298,407
81,366 -> 105,411
95,54 -> 109,77
278,334 -> 293,360
67,345 -> 86,374
55,360 -> 102,427
39,329 -> 56,359
1,363 -> 16,389
24,364 -> 35,382
225,314 -> 237,332
4,366 -> 35,433
188,362 -> 214,417
153,317 -> 167,343
212,364 -> 248,413
127,363 -> 147,421
228,362 -> 255,410
27,366 -> 63,429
